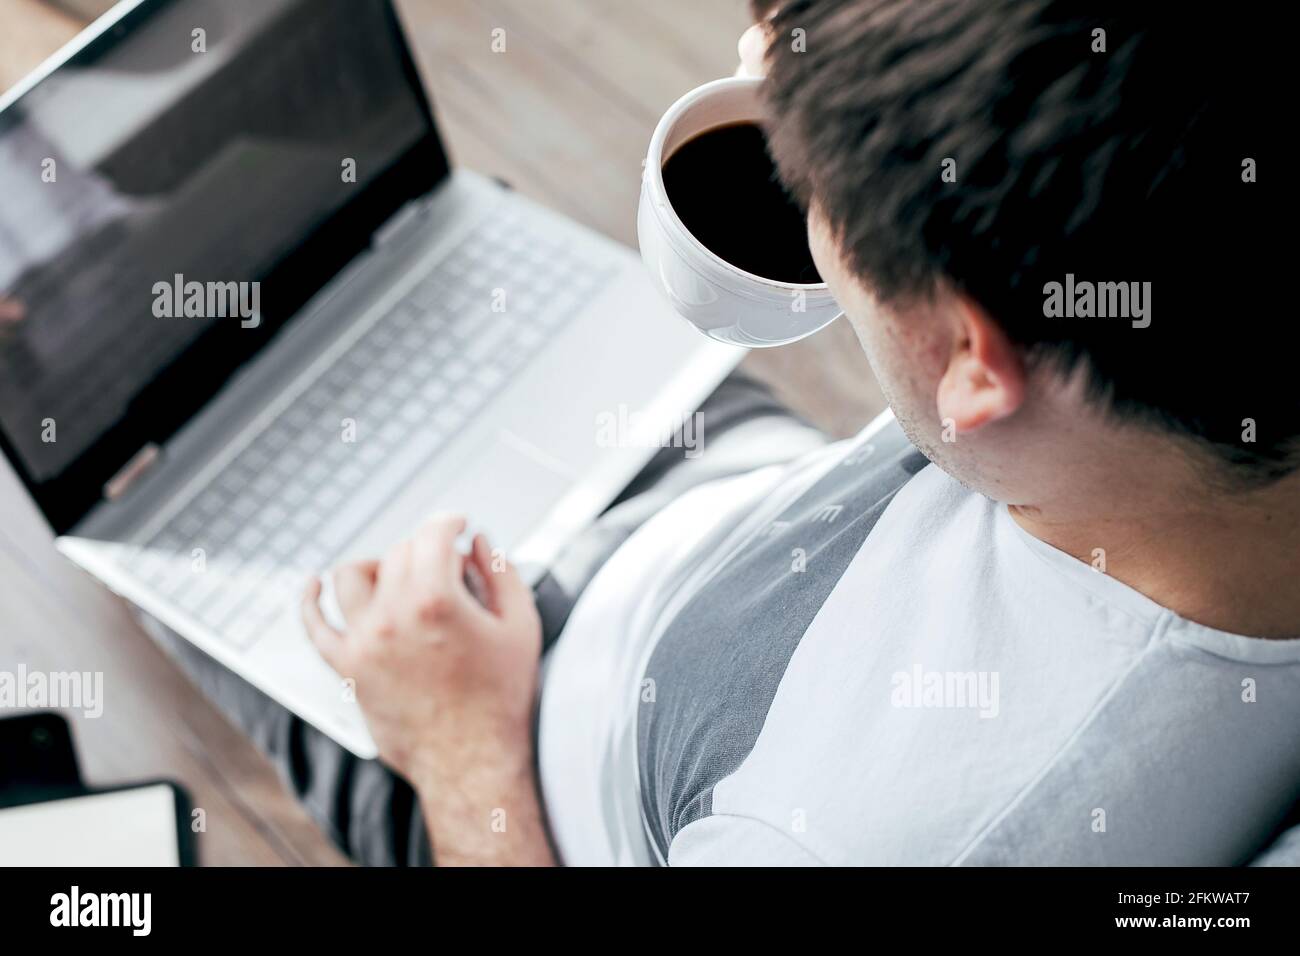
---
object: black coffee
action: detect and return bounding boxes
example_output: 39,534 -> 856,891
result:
661,122 -> 821,285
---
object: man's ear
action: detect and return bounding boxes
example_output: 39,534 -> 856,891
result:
935,296 -> 1026,433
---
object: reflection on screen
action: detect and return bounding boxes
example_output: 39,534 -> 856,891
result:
0,0 -> 427,482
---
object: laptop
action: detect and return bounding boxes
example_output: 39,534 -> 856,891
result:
0,0 -> 739,757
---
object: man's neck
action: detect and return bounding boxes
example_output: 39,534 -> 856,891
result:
1008,467 -> 1300,639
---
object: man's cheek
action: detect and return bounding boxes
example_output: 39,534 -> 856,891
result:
805,209 -> 834,275
806,210 -> 868,318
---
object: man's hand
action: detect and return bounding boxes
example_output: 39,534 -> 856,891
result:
735,20 -> 771,78
301,514 -> 553,865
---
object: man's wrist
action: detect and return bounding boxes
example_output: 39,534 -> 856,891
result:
415,758 -> 556,866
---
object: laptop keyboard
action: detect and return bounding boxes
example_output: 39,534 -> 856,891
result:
120,207 -> 617,650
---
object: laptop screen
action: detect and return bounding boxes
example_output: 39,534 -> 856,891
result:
0,0 -> 448,533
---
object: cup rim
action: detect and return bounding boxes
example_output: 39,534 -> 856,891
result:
646,76 -> 830,294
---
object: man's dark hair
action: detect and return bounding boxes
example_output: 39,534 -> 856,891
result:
754,0 -> 1291,482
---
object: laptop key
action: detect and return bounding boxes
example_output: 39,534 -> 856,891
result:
313,417 -> 447,555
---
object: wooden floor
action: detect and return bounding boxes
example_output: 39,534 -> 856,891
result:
0,0 -> 884,865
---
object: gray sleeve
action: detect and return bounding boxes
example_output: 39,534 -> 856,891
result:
955,640 -> 1300,866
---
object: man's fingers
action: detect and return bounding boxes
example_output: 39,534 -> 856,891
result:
737,21 -> 770,78
411,513 -> 469,591
469,534 -> 501,613
333,559 -> 378,624
301,577 -> 346,668
376,535 -> 415,600
471,534 -> 532,621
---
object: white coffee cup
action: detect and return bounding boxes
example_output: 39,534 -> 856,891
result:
637,76 -> 842,348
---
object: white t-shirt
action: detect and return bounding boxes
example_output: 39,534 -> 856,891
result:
538,422 -> 1300,865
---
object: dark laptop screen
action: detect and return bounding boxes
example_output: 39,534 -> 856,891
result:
0,0 -> 447,533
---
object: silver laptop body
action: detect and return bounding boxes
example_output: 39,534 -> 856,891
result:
0,0 -> 739,756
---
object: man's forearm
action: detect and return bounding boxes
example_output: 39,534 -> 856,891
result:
417,761 -> 557,866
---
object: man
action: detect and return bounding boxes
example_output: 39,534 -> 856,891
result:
174,0 -> 1297,864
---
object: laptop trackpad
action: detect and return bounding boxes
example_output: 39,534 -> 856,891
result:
425,434 -> 575,552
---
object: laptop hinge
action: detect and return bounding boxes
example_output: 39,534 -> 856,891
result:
373,199 -> 429,248
103,443 -> 161,502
